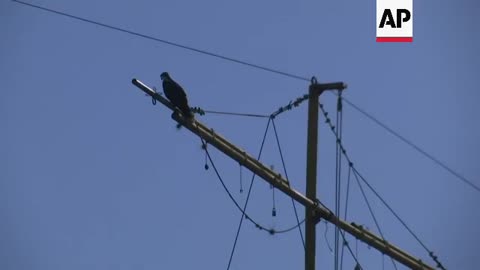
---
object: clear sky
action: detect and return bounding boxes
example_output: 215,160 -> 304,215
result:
2,0 -> 479,269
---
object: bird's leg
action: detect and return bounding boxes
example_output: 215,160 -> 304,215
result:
171,109 -> 184,130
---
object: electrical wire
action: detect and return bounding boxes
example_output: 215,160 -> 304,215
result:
192,107 -> 270,118
11,0 -> 310,82
226,118 -> 270,270
310,192 -> 363,269
201,138 -> 304,235
319,102 -> 447,269
10,2 -> 461,267
340,96 -> 479,193
351,166 -> 447,270
270,93 -> 310,118
334,92 -> 343,270
352,169 -> 398,270
271,119 -> 306,249
204,110 -> 269,118
13,0 -> 476,194
323,221 -> 333,253
339,229 -> 363,270
339,166 -> 352,270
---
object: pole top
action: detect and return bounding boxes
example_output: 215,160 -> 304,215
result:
309,81 -> 347,96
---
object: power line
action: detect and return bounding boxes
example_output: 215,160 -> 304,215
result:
271,118 -> 305,248
270,93 -> 310,118
202,138 -> 305,235
339,166 -> 352,270
203,110 -> 269,118
335,96 -> 396,270
351,167 -> 447,270
340,96 -> 479,193
11,0 -> 310,82
339,229 -> 363,270
273,90 -> 476,194
352,169 -> 398,270
13,0 -> 476,194
192,107 -> 270,118
319,102 -> 447,269
226,118 -> 270,270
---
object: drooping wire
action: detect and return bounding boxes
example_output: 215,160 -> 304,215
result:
323,221 -> 333,254
201,138 -> 305,236
14,0 -> 476,195
305,198 -> 361,269
271,118 -> 306,249
13,2 -> 458,266
226,118 -> 271,270
319,102 -> 447,269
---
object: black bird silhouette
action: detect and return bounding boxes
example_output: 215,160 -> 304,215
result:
160,72 -> 193,119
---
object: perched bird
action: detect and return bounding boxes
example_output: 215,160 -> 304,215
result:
160,72 -> 194,119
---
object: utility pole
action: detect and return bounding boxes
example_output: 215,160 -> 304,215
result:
305,78 -> 347,270
305,80 -> 319,270
132,78 -> 436,270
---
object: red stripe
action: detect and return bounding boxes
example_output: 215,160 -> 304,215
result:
376,37 -> 413,42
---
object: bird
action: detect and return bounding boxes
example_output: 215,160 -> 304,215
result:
160,72 -> 194,119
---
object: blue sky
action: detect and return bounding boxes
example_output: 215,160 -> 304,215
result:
2,0 -> 479,269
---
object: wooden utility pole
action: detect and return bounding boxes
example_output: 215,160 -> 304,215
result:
305,79 -> 348,270
305,82 -> 319,270
132,78 -> 436,270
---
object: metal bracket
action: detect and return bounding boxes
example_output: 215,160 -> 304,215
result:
311,199 -> 323,224
309,81 -> 348,97
312,208 -> 322,225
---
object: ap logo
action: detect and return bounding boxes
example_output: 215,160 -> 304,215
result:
376,0 -> 413,42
